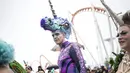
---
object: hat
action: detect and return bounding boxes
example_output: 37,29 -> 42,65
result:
40,0 -> 71,39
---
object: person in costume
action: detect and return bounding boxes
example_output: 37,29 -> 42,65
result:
40,0 -> 86,73
0,39 -> 14,73
116,11 -> 130,73
100,0 -> 130,73
0,39 -> 27,73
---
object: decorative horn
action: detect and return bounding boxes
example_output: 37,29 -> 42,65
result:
48,0 -> 57,18
100,0 -> 124,26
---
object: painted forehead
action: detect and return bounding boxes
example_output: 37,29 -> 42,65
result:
52,30 -> 64,34
119,25 -> 130,32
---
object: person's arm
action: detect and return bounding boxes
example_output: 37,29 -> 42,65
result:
69,43 -> 86,73
69,47 -> 80,72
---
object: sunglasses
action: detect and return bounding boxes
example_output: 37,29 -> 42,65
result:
117,31 -> 128,37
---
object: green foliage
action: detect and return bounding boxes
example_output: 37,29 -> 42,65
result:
109,57 -> 114,66
107,50 -> 125,72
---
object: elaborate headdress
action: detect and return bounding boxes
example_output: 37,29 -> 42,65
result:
122,10 -> 130,24
100,0 -> 124,27
40,0 -> 72,39
0,39 -> 14,65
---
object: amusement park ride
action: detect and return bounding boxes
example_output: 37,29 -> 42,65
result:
70,0 -> 123,66
23,0 -> 122,73
29,55 -> 59,73
71,5 -> 110,64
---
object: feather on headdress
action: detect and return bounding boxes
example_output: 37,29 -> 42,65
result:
0,40 -> 14,65
40,0 -> 71,39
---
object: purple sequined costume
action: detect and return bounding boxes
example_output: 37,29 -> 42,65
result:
58,41 -> 86,73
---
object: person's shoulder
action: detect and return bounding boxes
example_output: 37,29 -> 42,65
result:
71,42 -> 84,49
70,42 -> 78,46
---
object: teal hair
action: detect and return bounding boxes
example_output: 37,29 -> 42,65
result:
0,40 -> 14,65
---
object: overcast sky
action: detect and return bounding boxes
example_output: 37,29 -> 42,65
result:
0,0 -> 130,71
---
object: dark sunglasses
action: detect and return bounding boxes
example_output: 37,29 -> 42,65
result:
116,31 -> 128,37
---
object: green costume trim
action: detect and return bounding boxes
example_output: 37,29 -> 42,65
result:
9,60 -> 27,73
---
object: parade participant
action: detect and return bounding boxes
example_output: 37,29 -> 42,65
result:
40,0 -> 86,73
0,39 -> 14,73
100,0 -> 130,73
116,11 -> 130,73
0,39 -> 27,73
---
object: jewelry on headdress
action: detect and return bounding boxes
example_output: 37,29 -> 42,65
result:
40,0 -> 71,39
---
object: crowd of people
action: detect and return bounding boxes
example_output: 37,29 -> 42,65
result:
0,0 -> 130,73
25,66 -> 45,73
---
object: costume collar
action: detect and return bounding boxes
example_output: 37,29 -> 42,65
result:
61,41 -> 70,49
